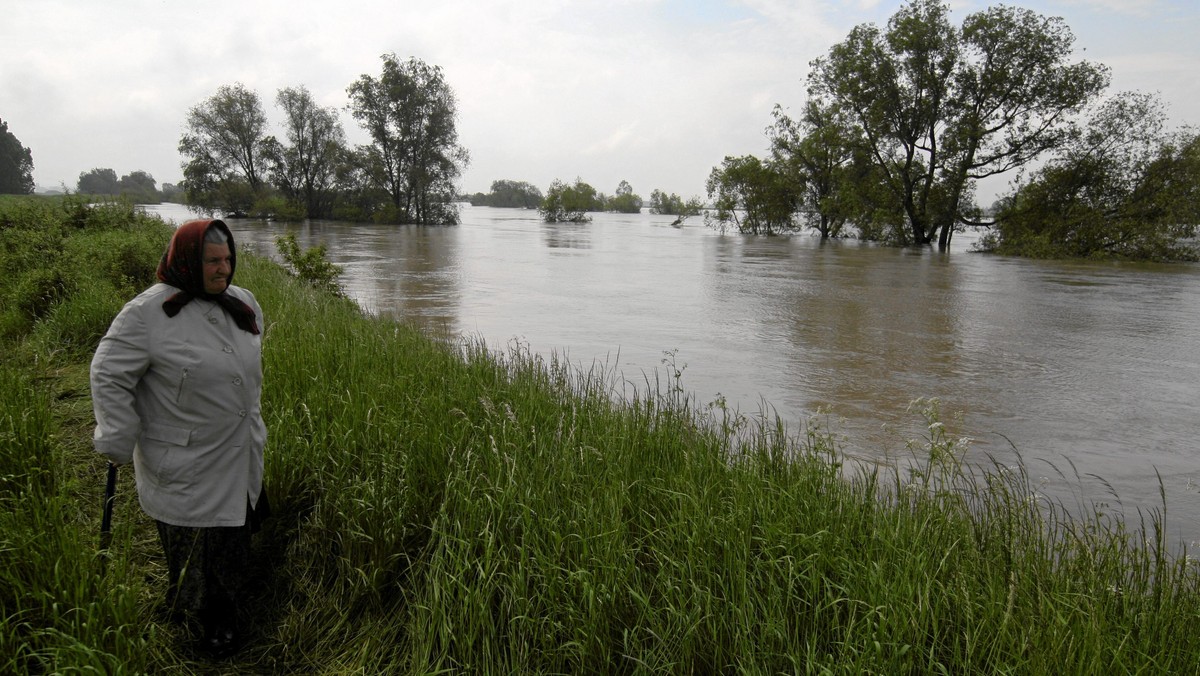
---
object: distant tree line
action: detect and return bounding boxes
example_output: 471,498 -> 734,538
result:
74,167 -> 183,203
533,178 -> 662,222
469,177 -> 665,222
469,177 -> 699,224
466,180 -> 543,209
705,0 -> 1199,260
180,53 -> 469,225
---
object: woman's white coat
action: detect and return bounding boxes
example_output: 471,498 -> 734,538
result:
91,283 -> 266,527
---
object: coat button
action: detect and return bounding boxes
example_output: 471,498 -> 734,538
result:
223,346 -> 233,353
238,410 -> 247,418
233,377 -> 242,386
208,316 -> 218,324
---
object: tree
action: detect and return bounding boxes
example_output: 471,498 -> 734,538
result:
328,146 -> 387,222
161,183 -> 185,202
265,86 -> 346,219
607,180 -> 643,213
539,178 -> 600,223
769,101 -> 906,241
77,168 -> 159,202
0,117 -> 35,194
988,92 -> 1200,261
181,154 -> 255,217
117,170 -> 158,203
648,189 -> 704,225
179,83 -> 270,215
78,168 -> 120,195
838,147 -> 909,244
468,179 -> 543,208
808,0 -> 1108,249
347,54 -> 470,225
705,155 -> 801,235
649,190 -> 703,217
768,102 -> 857,239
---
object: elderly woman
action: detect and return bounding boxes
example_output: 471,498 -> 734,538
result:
91,218 -> 268,657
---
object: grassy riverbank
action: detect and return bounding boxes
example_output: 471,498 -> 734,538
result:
2,198 -> 1198,673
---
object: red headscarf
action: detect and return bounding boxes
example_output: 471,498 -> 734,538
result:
156,219 -> 259,335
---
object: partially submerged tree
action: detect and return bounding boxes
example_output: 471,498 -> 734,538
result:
347,54 -> 469,224
989,92 -> 1200,260
539,178 -> 600,223
648,189 -> 704,225
179,83 -> 270,215
808,0 -> 1108,249
607,180 -> 643,214
468,180 -> 543,208
265,85 -> 346,219
328,146 -> 385,222
705,155 -> 801,235
768,102 -> 859,239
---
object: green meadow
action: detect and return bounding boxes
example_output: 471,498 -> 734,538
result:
2,197 -> 1197,673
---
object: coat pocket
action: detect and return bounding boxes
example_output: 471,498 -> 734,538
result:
139,422 -> 193,486
144,422 -> 192,446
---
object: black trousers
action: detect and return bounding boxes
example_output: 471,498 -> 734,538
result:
155,520 -> 250,630
154,495 -> 269,630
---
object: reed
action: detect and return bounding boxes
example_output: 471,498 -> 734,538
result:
1,198 -> 1197,672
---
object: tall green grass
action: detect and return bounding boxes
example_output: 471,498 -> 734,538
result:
1,197 -> 1197,672
0,195 -> 171,355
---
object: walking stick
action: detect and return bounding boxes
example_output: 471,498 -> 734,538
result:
99,463 -> 117,554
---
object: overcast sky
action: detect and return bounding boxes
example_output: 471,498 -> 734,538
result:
3,0 -> 1197,205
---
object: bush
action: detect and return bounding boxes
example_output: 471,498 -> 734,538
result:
12,266 -> 71,322
66,227 -> 170,292
275,233 -> 344,297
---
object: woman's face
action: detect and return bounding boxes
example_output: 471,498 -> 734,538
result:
202,242 -> 232,294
